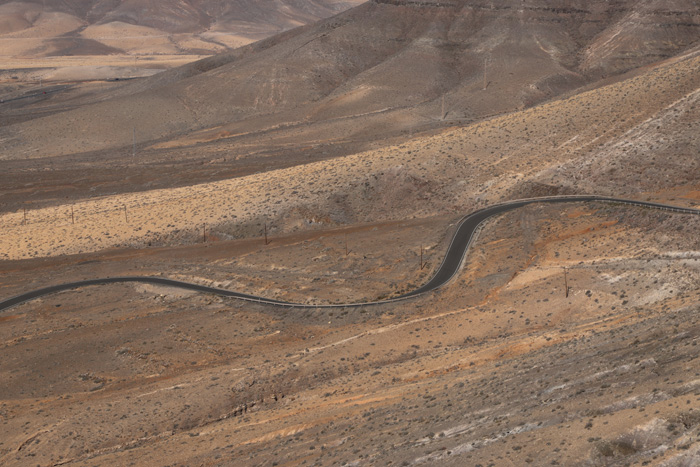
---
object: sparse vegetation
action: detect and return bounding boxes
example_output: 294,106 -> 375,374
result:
1,0 -> 700,465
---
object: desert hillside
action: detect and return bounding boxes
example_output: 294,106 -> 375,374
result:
2,47 -> 699,261
0,0 -> 364,56
1,1 -> 700,466
0,0 -> 366,95
2,0 -> 700,164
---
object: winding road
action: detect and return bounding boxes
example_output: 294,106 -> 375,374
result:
1,195 -> 698,312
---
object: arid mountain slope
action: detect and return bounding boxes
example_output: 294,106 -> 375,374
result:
2,2 -> 700,466
2,50 -> 699,261
2,0 -> 699,164
0,0 -> 364,56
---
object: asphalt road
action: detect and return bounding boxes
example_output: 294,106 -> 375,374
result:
1,196 -> 698,311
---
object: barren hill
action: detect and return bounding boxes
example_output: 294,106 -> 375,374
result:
3,48 -> 700,260
2,0 -> 699,171
1,2 -> 700,466
0,0 -> 364,56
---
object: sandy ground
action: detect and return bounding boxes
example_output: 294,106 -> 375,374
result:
1,202 -> 698,466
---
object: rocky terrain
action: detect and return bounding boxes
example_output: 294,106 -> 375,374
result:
1,0 -> 699,466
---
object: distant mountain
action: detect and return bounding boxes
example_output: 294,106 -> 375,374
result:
2,0 -> 699,161
0,0 -> 366,56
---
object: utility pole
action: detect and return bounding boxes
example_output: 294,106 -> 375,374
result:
264,223 -> 269,245
23,208 -> 27,225
420,244 -> 426,270
345,233 -> 349,256
563,267 -> 569,298
441,95 -> 446,120
124,205 -> 128,223
483,56 -> 489,90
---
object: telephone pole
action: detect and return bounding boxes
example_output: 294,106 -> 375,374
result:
483,55 -> 489,90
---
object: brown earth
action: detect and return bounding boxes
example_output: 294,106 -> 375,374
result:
1,1 -> 700,466
0,0 -> 366,97
3,0 -> 700,165
2,49 -> 700,261
0,0 -> 365,57
1,203 -> 698,466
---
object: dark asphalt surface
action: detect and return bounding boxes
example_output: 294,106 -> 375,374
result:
1,196 -> 698,311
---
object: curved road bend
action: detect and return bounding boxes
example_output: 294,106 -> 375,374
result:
1,195 -> 698,312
